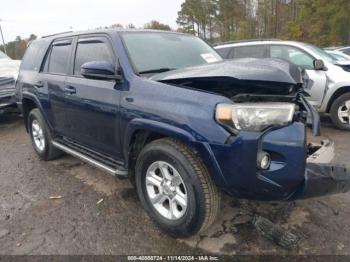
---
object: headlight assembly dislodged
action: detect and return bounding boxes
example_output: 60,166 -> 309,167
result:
216,102 -> 295,132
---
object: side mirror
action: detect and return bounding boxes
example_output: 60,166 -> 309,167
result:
313,59 -> 327,71
81,61 -> 122,81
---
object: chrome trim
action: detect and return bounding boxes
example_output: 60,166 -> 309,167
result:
52,141 -> 128,176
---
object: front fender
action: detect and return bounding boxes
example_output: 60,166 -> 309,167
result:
123,118 -> 196,156
320,82 -> 350,112
123,118 -> 228,187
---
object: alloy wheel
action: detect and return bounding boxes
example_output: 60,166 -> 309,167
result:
31,119 -> 45,151
338,100 -> 350,125
145,161 -> 188,220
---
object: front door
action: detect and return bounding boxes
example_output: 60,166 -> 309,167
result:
63,35 -> 122,158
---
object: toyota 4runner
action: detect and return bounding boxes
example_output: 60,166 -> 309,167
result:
16,30 -> 350,237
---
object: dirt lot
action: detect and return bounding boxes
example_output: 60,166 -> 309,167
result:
0,113 -> 350,255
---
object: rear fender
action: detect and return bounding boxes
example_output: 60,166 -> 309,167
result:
22,92 -> 52,132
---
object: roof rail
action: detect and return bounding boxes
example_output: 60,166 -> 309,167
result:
42,31 -> 73,39
213,38 -> 282,47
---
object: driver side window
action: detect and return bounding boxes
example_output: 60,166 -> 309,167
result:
74,37 -> 115,76
270,45 -> 314,70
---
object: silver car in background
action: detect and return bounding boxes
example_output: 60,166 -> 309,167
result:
325,46 -> 350,56
326,50 -> 350,62
0,50 -> 21,111
215,40 -> 350,130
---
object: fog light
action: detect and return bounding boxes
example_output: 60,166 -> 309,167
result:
257,152 -> 271,170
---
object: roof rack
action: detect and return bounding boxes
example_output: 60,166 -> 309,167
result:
213,38 -> 282,47
42,31 -> 73,38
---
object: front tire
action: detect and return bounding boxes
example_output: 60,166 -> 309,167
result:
330,93 -> 350,131
135,138 -> 220,237
28,108 -> 62,161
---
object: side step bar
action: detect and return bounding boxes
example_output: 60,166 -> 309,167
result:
52,141 -> 128,177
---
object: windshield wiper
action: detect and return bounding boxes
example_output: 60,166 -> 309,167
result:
139,68 -> 176,75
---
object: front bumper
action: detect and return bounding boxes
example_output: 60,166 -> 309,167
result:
297,163 -> 350,199
0,79 -> 16,109
289,139 -> 350,199
208,123 -> 350,201
0,96 -> 16,109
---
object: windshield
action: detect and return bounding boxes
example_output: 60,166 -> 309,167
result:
0,50 -> 10,59
121,32 -> 222,75
303,43 -> 336,64
327,51 -> 350,61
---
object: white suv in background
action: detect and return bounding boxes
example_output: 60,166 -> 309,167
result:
215,40 -> 350,130
0,50 -> 21,111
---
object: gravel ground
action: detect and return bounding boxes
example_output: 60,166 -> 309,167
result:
0,113 -> 349,256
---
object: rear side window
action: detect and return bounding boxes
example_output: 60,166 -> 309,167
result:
46,41 -> 72,74
233,46 -> 266,59
21,40 -> 49,71
74,38 -> 114,75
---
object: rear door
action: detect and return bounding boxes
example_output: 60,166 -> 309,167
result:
63,35 -> 122,158
268,45 -> 327,107
40,38 -> 73,135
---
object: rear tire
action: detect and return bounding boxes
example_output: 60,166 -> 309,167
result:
330,93 -> 350,131
28,108 -> 62,161
135,138 -> 221,237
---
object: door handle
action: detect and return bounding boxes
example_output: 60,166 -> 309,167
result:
64,86 -> 76,95
34,81 -> 44,88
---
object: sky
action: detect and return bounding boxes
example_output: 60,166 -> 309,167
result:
0,0 -> 185,43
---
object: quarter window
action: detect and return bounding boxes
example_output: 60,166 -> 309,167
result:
270,45 -> 314,70
21,41 -> 49,71
74,40 -> 114,75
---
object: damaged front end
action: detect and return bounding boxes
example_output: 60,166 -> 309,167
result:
292,140 -> 350,199
153,58 -> 350,200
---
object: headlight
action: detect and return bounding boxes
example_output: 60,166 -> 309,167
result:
216,102 -> 295,132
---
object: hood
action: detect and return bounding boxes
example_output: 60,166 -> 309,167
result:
150,58 -> 303,85
334,60 -> 350,72
0,59 -> 21,79
0,59 -> 21,92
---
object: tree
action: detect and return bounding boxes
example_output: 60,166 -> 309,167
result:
126,23 -> 136,29
177,0 -> 350,46
0,34 -> 38,59
144,20 -> 171,31
109,23 -> 124,29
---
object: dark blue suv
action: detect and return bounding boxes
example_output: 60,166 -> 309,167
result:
16,30 -> 350,237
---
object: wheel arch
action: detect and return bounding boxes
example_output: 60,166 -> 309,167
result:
22,95 -> 40,132
124,118 -> 196,168
124,118 -> 227,187
326,86 -> 350,113
22,93 -> 52,133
